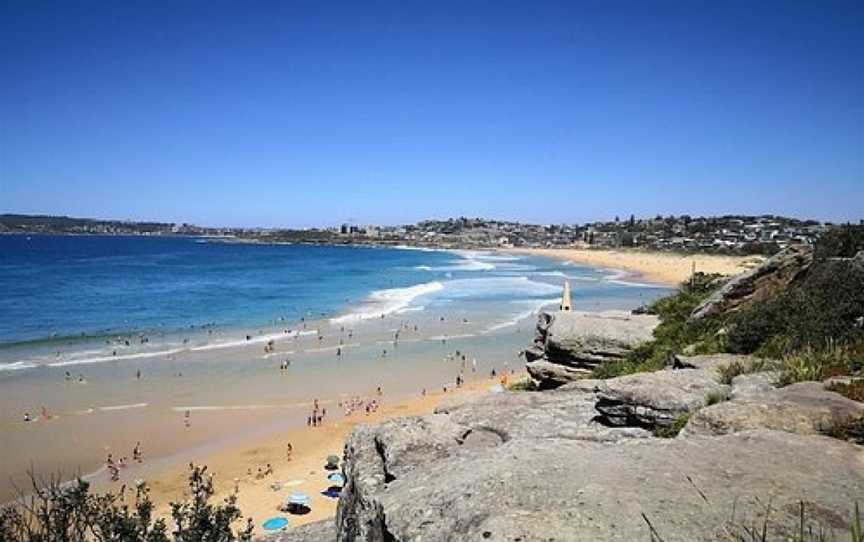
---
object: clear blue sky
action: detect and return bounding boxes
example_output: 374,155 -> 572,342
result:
1,1 -> 862,227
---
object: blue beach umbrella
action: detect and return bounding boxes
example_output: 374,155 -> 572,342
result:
262,516 -> 289,531
327,472 -> 346,484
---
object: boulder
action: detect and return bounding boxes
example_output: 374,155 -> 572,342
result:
729,371 -> 780,400
682,381 -> 864,437
593,367 -> 730,429
691,244 -> 814,320
525,310 -> 658,388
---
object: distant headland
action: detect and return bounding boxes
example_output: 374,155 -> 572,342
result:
3,213 -> 860,256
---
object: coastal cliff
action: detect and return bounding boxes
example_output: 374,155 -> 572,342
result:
266,243 -> 864,541
329,353 -> 863,541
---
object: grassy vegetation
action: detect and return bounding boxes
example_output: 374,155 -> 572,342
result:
653,412 -> 691,438
717,358 -> 774,385
720,501 -> 864,542
507,377 -> 539,391
592,272 -> 726,379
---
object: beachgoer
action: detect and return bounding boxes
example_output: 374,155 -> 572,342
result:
136,369 -> 141,380
286,443 -> 293,461
133,442 -> 142,463
23,412 -> 31,422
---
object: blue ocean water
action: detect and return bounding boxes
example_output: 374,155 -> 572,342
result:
0,235 -> 669,368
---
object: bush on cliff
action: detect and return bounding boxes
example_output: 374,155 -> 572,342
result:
594,235 -> 864,381
726,258 -> 864,358
814,223 -> 864,259
593,273 -> 725,378
0,464 -> 253,542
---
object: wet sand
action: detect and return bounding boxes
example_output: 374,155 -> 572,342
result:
506,247 -> 760,285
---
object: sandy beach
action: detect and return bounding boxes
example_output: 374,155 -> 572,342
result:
123,373 -> 511,535
506,247 -> 760,285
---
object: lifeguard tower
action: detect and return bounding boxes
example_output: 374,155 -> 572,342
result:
560,280 -> 572,311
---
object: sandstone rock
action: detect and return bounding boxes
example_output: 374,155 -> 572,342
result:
525,310 -> 658,388
682,381 -> 864,437
672,353 -> 763,373
337,420 -> 864,542
525,359 -> 591,387
594,367 -> 730,429
730,371 -> 780,400
258,520 -> 336,541
691,244 -> 814,320
436,386 -> 651,443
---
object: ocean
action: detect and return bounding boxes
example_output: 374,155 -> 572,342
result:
0,235 -> 666,372
0,235 -> 669,500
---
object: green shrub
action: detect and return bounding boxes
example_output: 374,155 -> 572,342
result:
0,464 -> 253,542
726,259 -> 864,356
593,273 -> 726,379
705,390 -> 728,406
653,412 -> 690,438
814,223 -> 864,259
507,377 -> 539,391
777,341 -> 861,386
717,358 -> 774,385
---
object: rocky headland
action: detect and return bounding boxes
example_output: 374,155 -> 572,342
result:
264,244 -> 864,541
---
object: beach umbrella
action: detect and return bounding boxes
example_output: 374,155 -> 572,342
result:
327,472 -> 346,484
287,491 -> 311,507
262,517 -> 289,531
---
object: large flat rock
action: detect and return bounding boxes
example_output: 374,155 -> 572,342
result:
683,381 -> 864,437
594,366 -> 730,428
337,415 -> 864,541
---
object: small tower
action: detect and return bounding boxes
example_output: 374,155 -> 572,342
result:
560,280 -> 572,312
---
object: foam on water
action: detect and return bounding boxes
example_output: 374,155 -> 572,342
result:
330,281 -> 445,323
483,298 -> 560,333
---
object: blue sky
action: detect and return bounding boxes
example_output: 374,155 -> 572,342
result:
1,1 -> 861,227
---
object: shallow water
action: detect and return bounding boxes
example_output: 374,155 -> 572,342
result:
0,236 -> 670,501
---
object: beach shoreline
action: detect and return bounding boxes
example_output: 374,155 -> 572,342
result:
103,373 -> 516,535
503,247 -> 759,286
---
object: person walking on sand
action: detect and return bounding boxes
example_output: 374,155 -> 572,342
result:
133,442 -> 142,463
286,443 -> 293,461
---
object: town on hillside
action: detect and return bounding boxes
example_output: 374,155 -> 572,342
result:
2,213 -> 860,256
